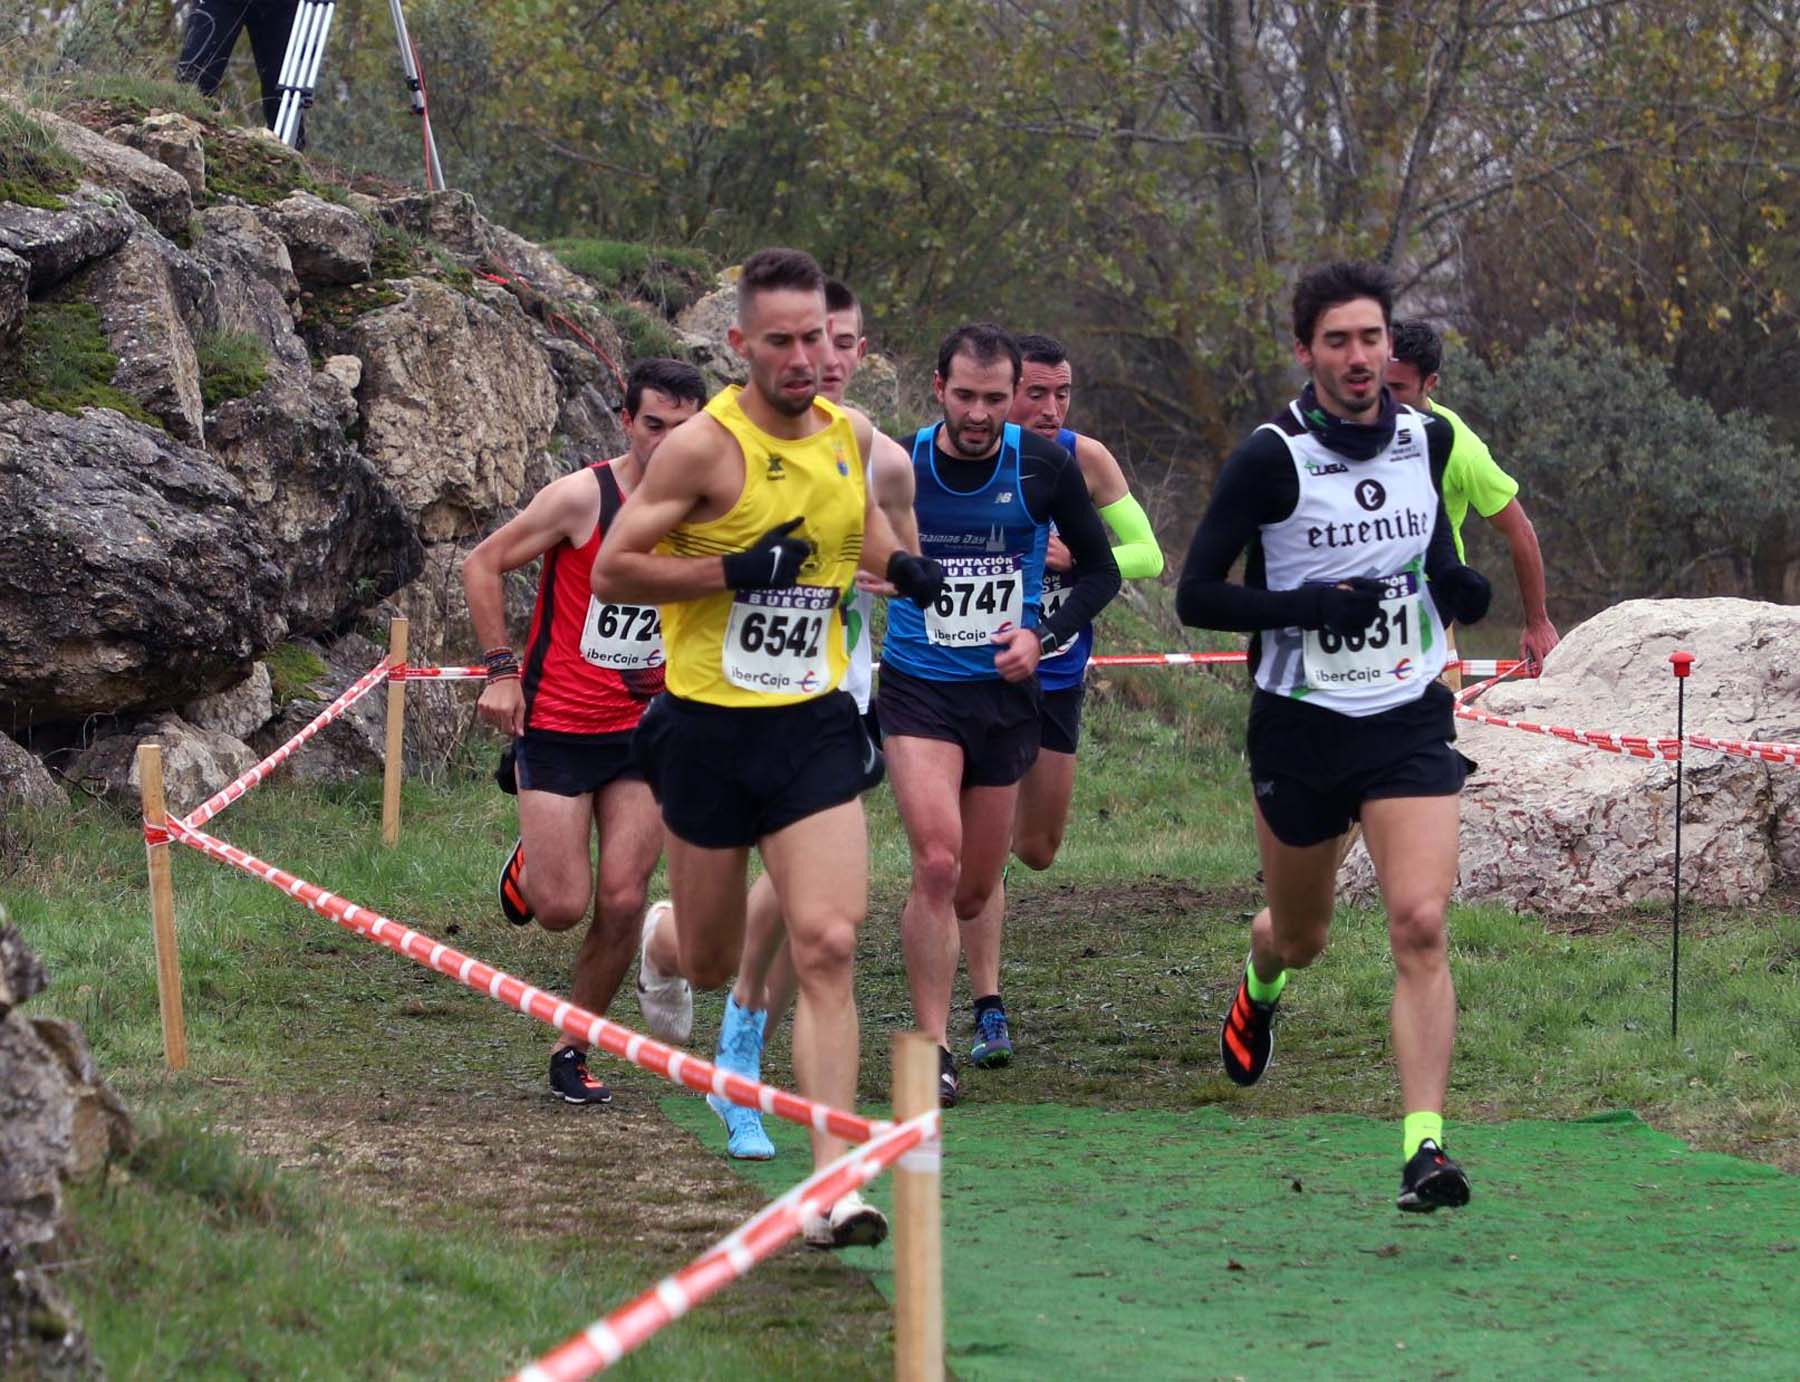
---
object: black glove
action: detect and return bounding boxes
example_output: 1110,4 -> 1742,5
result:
1430,564 -> 1491,626
1308,577 -> 1386,636
886,551 -> 946,609
722,518 -> 812,589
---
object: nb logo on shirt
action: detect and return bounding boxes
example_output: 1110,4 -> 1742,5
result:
995,491 -> 1013,504
766,455 -> 786,480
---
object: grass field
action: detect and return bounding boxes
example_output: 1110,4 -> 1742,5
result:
9,595 -> 1799,1376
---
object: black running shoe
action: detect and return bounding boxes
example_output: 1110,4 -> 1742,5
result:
1397,1139 -> 1470,1213
939,1045 -> 960,1108
549,1046 -> 612,1104
498,839 -> 532,926
1219,973 -> 1277,1086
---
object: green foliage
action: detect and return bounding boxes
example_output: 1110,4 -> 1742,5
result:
0,300 -> 159,426
1451,328 -> 1800,609
0,104 -> 81,209
126,1118 -> 313,1231
194,327 -> 268,408
602,298 -> 683,361
548,238 -> 712,313
263,644 -> 328,706
201,131 -> 327,207
44,71 -> 220,125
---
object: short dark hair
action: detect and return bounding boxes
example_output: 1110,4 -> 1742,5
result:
624,357 -> 706,415
936,322 -> 1021,386
1292,261 -> 1396,345
1389,319 -> 1442,379
737,247 -> 826,322
824,278 -> 858,319
1015,333 -> 1068,367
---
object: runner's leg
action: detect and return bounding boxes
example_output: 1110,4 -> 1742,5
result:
655,835 -> 752,989
961,748 -> 1076,999
759,797 -> 870,1169
1251,798 -> 1340,978
1358,794 -> 1459,1117
516,788 -> 596,931
565,778 -> 661,1037
887,735 -> 968,1048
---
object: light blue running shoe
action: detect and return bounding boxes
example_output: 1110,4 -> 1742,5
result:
708,994 -> 775,1160
971,1003 -> 1014,1069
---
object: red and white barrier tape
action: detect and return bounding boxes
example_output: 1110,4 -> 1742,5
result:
514,1109 -> 941,1382
391,664 -> 487,681
1452,670 -> 1683,761
1685,731 -> 1800,767
159,814 -> 884,1146
179,657 -> 393,831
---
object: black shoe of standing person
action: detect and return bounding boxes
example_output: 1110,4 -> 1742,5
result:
1397,1139 -> 1470,1213
549,1046 -> 612,1104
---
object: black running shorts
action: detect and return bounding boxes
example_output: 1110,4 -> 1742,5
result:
876,664 -> 1041,788
633,690 -> 868,849
1038,683 -> 1086,756
1246,682 -> 1473,848
510,728 -> 643,798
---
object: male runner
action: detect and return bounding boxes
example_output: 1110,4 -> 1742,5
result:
956,332 -> 1165,1071
592,248 -> 942,1247
1385,320 -> 1560,673
704,277 -> 921,1161
1176,261 -> 1491,1211
462,357 -> 705,1104
880,323 -> 1121,1107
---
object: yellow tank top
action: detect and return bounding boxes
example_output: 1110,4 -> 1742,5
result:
659,387 -> 866,707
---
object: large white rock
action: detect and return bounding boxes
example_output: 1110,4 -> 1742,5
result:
181,662 -> 274,741
349,279 -> 560,542
1342,598 -> 1800,914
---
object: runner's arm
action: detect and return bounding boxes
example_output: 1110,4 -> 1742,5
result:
1039,456 -> 1121,648
464,472 -> 596,651
592,423 -> 732,602
1176,432 -> 1320,631
873,430 -> 920,551
1074,435 -> 1164,579
463,471 -> 593,734
1485,498 -> 1560,665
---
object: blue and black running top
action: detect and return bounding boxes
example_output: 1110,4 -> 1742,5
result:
882,422 -> 1050,682
1037,426 -> 1096,692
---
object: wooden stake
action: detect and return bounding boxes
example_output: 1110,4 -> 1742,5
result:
137,744 -> 187,1072
1443,626 -> 1464,694
892,1032 -> 944,1382
381,617 -> 409,847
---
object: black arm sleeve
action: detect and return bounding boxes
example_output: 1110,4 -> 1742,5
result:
1176,431 -> 1322,632
1422,413 -> 1460,581
1040,455 -> 1121,645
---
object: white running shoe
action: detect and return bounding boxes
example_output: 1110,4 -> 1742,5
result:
635,900 -> 692,1044
802,1191 -> 889,1250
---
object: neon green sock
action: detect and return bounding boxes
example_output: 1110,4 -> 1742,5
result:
1403,1111 -> 1444,1161
1245,957 -> 1287,1005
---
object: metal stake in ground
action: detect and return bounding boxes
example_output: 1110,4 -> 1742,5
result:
1668,650 -> 1694,1038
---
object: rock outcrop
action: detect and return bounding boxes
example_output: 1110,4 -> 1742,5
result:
0,918 -> 129,1378
1342,598 -> 1800,914
68,712 -> 259,814
0,403 -> 287,721
350,279 -> 560,542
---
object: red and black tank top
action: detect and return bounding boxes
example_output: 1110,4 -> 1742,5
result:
521,461 -> 666,734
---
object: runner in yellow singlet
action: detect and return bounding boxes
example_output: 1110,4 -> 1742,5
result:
591,248 -> 944,1249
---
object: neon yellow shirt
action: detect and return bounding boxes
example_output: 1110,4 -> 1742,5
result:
1430,400 -> 1518,561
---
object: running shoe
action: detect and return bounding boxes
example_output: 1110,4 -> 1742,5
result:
635,900 -> 693,1044
1397,1139 -> 1471,1213
802,1191 -> 889,1250
498,838 -> 532,926
707,995 -> 775,1160
548,1045 -> 611,1104
970,1004 -> 1014,1069
939,1045 -> 960,1108
1219,969 -> 1277,1086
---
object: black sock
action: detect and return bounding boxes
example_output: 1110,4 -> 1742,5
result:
973,993 -> 1005,1019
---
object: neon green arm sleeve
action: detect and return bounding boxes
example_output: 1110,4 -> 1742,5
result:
1098,492 -> 1165,580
